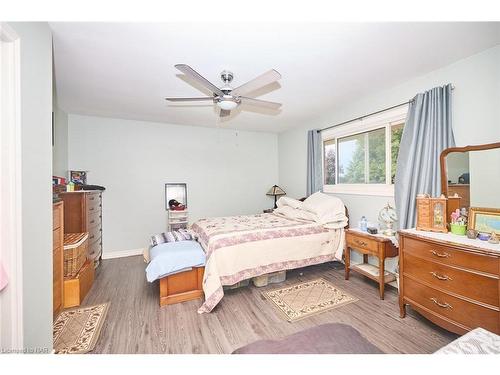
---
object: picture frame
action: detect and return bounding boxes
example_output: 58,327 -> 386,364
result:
468,207 -> 500,235
70,170 -> 87,185
165,183 -> 187,211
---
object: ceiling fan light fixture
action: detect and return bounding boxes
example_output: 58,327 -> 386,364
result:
217,96 -> 238,110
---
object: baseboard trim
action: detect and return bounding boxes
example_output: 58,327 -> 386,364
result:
102,248 -> 145,260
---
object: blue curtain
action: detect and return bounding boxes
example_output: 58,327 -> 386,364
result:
395,84 -> 455,229
306,129 -> 323,196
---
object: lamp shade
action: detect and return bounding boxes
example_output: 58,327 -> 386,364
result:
266,185 -> 286,196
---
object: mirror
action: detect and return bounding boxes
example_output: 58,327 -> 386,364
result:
441,142 -> 500,210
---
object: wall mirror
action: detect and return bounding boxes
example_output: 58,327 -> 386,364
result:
440,142 -> 500,210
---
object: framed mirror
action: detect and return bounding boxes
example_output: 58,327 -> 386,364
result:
440,142 -> 500,210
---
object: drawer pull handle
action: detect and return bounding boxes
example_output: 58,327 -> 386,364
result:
430,272 -> 452,281
430,250 -> 451,258
90,220 -> 95,224
430,297 -> 453,309
354,239 -> 368,247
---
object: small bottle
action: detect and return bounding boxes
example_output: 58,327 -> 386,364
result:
359,216 -> 368,232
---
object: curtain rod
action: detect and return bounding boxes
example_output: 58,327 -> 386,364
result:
317,85 -> 454,133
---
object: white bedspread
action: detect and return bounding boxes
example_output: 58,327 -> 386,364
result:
191,213 -> 344,313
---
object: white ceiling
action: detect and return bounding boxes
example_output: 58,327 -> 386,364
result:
51,22 -> 500,133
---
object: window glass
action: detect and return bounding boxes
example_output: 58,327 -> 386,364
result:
338,133 -> 365,183
368,128 -> 386,183
391,123 -> 404,183
323,139 -> 336,185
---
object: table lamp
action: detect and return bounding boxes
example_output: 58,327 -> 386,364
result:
266,185 -> 286,209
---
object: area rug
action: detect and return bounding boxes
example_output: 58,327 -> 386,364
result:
53,303 -> 109,354
233,323 -> 383,354
263,278 -> 357,322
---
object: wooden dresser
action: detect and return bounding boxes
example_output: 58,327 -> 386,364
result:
59,191 -> 103,265
399,229 -> 500,335
53,201 -> 64,316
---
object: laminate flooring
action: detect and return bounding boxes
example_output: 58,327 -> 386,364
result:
83,256 -> 457,354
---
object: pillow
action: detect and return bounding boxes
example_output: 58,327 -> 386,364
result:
150,228 -> 193,247
302,192 -> 347,224
276,196 -> 303,209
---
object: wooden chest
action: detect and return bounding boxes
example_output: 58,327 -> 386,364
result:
399,230 -> 500,335
159,267 -> 204,306
63,260 -> 95,308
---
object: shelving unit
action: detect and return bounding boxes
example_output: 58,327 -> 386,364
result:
167,210 -> 189,231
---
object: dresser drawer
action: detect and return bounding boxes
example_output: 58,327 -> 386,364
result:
346,232 -> 379,255
87,224 -> 102,244
89,239 -> 102,260
53,227 -> 63,250
86,192 -> 100,205
404,253 -> 499,307
86,209 -> 101,229
87,198 -> 101,215
403,236 -> 499,274
404,277 -> 499,333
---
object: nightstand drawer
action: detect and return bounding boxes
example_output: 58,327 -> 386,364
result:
346,232 -> 379,255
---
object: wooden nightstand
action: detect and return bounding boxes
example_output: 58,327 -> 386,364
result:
345,228 -> 399,299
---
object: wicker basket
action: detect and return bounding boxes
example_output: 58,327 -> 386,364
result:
63,232 -> 89,278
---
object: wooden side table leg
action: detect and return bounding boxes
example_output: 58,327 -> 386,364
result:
399,300 -> 406,318
344,247 -> 350,280
378,257 -> 385,300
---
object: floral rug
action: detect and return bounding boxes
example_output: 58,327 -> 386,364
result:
53,303 -> 109,354
263,278 -> 357,322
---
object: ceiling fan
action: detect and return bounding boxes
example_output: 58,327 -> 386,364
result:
165,64 -> 282,118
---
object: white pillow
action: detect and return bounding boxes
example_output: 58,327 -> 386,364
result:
302,192 -> 347,224
276,196 -> 303,209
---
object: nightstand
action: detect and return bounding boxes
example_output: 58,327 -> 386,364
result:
345,228 -> 399,299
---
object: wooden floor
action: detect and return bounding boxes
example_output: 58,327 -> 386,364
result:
83,256 -> 457,354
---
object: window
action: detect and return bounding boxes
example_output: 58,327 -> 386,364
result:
322,106 -> 407,196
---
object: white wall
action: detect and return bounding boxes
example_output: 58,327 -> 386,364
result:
68,115 -> 279,255
278,45 -> 500,229
52,106 -> 68,177
8,22 -> 53,351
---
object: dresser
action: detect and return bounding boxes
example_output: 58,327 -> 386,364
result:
59,191 -> 103,265
53,201 -> 64,316
399,229 -> 500,335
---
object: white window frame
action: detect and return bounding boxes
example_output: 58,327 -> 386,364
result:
321,105 -> 407,197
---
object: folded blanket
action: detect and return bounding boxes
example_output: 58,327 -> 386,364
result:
145,240 -> 205,282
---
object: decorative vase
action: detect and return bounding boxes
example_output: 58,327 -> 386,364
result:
450,223 -> 466,235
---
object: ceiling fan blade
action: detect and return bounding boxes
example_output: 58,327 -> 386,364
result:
240,97 -> 282,110
165,97 -> 214,102
220,109 -> 231,118
175,64 -> 224,97
231,69 -> 281,96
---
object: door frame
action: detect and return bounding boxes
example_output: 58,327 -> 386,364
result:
0,22 -> 23,350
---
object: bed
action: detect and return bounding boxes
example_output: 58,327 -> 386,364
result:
190,192 -> 348,313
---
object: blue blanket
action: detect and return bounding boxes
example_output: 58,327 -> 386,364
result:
145,241 -> 205,282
